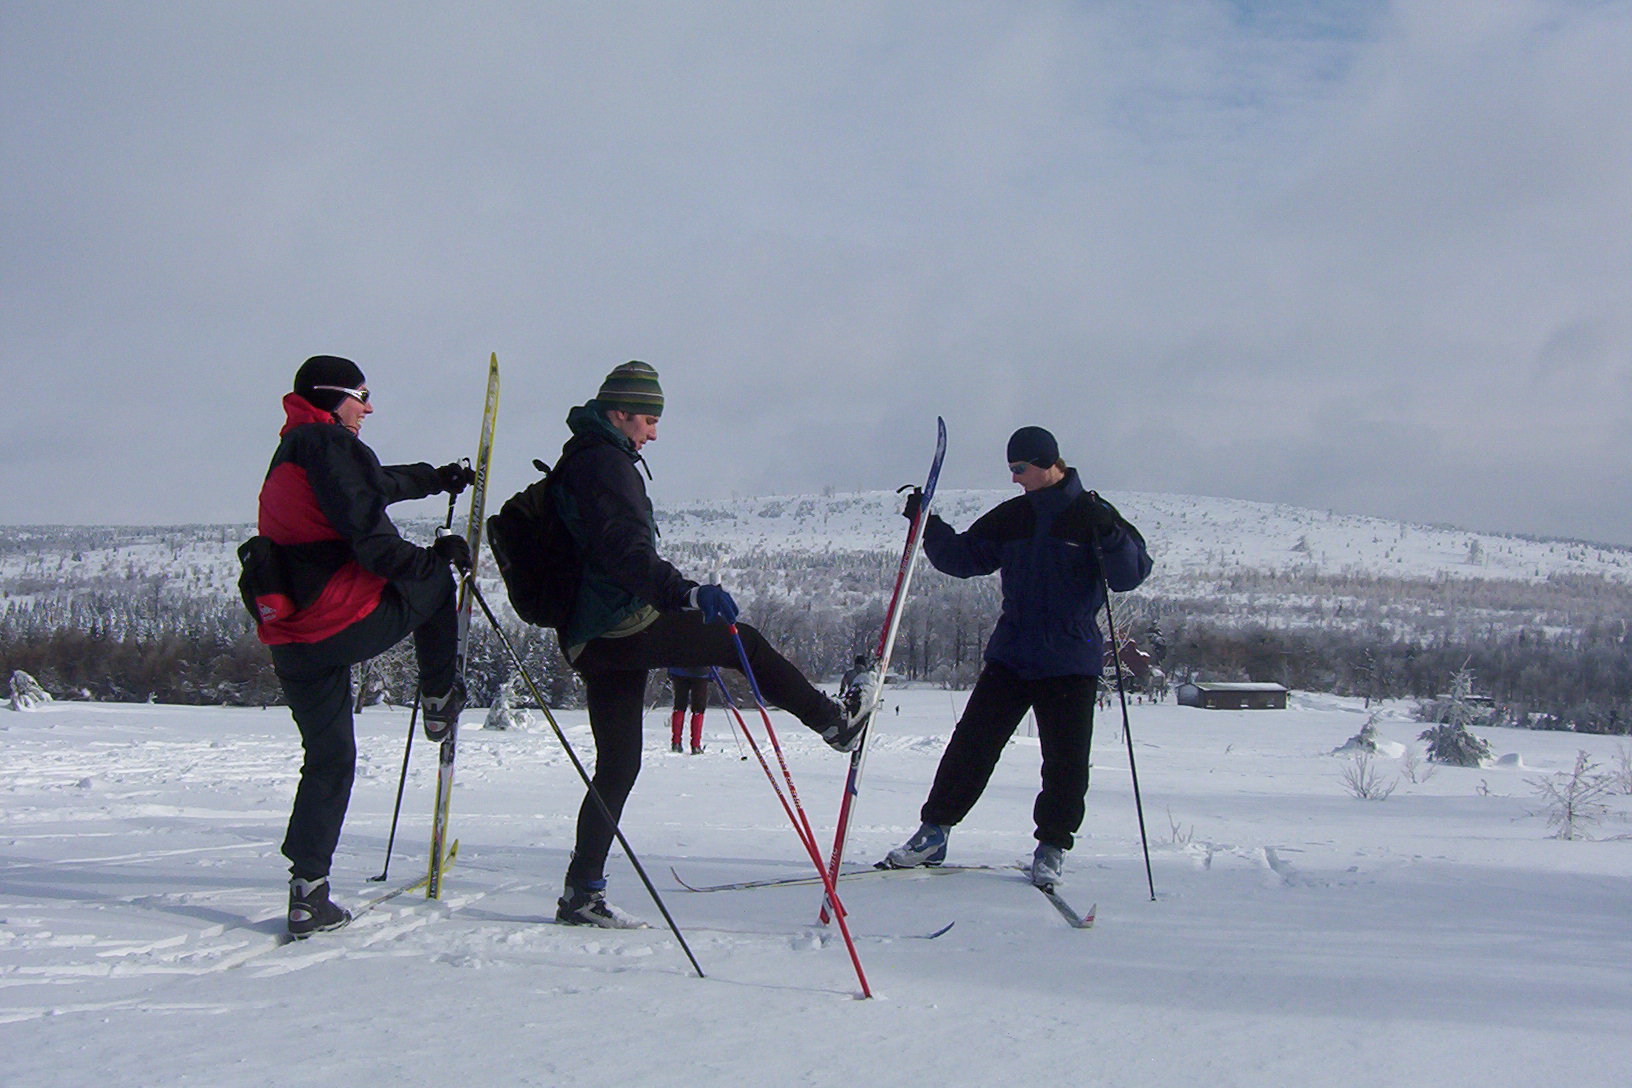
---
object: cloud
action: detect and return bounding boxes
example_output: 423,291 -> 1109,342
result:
1,1 -> 1628,545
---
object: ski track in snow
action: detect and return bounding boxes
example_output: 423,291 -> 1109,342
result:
1,696 -> 1630,1087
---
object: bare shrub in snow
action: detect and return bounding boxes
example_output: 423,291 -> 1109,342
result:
1613,741 -> 1632,795
1164,808 -> 1195,847
1401,745 -> 1436,784
1529,750 -> 1614,840
1340,753 -> 1396,800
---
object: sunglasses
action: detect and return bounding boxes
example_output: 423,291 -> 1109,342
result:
1008,462 -> 1035,474
313,385 -> 370,404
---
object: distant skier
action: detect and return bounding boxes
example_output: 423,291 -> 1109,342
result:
543,361 -> 874,927
668,666 -> 710,753
244,355 -> 474,937
880,426 -> 1152,888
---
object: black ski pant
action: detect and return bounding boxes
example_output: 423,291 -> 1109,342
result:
270,571 -> 457,880
920,662 -> 1097,851
565,611 -> 837,887
671,675 -> 710,715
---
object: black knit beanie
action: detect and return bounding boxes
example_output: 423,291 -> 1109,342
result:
596,360 -> 664,417
294,355 -> 367,412
1007,426 -> 1059,468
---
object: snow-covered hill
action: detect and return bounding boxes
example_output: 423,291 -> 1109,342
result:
3,489 -> 1628,608
656,488 -> 1632,587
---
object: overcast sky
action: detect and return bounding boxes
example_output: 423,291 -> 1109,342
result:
3,2 -> 1629,545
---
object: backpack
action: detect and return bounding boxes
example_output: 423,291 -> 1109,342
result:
486,454 -> 584,630
235,535 -> 350,624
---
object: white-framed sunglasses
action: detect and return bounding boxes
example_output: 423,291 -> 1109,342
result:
313,385 -> 370,404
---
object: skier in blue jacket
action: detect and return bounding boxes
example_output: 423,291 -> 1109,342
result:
881,426 -> 1152,887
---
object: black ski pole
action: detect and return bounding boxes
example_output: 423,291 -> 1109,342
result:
370,697 -> 421,882
468,582 -> 705,979
1087,498 -> 1157,902
371,486 -> 460,883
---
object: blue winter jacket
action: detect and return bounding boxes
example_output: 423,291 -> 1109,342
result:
922,469 -> 1152,679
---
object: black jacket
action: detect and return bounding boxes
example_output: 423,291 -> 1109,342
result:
553,402 -> 696,650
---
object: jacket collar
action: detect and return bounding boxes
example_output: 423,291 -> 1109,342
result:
1026,466 -> 1084,513
567,401 -> 650,479
279,392 -> 339,437
567,401 -> 633,451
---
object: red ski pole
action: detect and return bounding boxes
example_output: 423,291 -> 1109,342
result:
715,626 -> 874,998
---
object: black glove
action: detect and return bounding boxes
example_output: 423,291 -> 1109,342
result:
435,461 -> 475,495
1084,494 -> 1122,535
431,533 -> 472,572
902,488 -> 924,522
690,584 -> 739,625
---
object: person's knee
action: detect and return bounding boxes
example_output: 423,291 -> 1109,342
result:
298,720 -> 356,771
733,621 -> 769,655
588,744 -> 642,793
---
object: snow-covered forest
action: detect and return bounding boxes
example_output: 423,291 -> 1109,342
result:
2,489 -> 1629,731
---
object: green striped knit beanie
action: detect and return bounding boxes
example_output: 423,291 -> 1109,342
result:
597,360 -> 664,417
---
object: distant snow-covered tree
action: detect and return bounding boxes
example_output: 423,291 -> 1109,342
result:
9,669 -> 52,710
484,674 -> 531,731
1418,667 -> 1493,767
1334,714 -> 1381,754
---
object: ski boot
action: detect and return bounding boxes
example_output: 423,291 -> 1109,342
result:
555,878 -> 649,929
421,676 -> 466,742
1030,843 -> 1065,889
881,822 -> 949,869
288,875 -> 351,938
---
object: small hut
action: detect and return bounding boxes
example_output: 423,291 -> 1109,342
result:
1174,681 -> 1289,710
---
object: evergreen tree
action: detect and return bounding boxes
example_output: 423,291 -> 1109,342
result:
1419,667 -> 1494,767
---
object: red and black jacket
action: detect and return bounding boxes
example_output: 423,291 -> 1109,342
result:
254,393 -> 442,644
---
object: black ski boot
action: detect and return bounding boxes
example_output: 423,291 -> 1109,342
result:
421,676 -> 466,741
555,879 -> 649,929
815,668 -> 879,751
288,876 -> 352,938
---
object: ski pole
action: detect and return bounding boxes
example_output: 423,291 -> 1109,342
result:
707,674 -> 809,851
706,670 -> 751,761
371,488 -> 461,882
706,668 -> 820,860
1086,499 -> 1157,902
467,582 -> 704,979
725,705 -> 750,761
370,696 -> 421,883
721,625 -> 873,998
824,417 -> 944,913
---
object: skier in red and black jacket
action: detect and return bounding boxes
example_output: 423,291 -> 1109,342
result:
250,355 -> 474,937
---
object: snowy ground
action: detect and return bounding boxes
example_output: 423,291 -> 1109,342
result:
2,689 -> 1629,1088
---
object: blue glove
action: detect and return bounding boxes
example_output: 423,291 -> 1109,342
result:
692,584 -> 739,625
